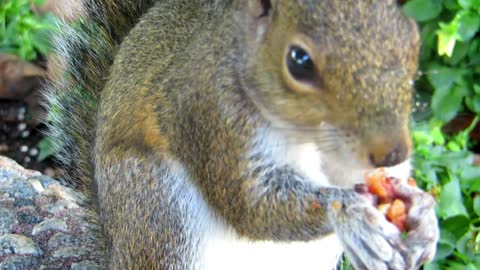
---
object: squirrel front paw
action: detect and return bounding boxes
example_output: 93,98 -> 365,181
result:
394,183 -> 439,268
328,189 -> 438,270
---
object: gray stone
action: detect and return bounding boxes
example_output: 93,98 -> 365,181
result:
0,255 -> 40,270
13,199 -> 34,207
0,171 -> 19,181
0,208 -> 18,234
70,260 -> 102,270
16,211 -> 42,225
30,175 -> 56,189
0,234 -> 42,256
48,232 -> 80,249
52,247 -> 88,259
0,178 -> 38,199
32,218 -> 68,236
43,199 -> 79,215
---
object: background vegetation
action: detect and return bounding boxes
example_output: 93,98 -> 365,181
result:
1,0 -> 480,269
1,0 -> 56,61
404,0 -> 480,269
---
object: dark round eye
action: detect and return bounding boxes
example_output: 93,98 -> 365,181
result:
286,45 -> 315,81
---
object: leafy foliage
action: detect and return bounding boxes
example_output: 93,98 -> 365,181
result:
414,119 -> 480,269
403,0 -> 480,268
0,0 -> 57,60
404,0 -> 480,122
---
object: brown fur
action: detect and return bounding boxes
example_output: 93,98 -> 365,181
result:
46,0 -> 438,269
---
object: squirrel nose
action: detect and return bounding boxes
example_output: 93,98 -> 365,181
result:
368,141 -> 409,168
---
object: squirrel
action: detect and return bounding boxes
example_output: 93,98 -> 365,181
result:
45,0 -> 439,269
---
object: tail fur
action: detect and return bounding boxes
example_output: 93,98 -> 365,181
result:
45,0 -> 156,191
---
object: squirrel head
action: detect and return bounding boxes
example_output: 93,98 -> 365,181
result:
234,0 -> 420,174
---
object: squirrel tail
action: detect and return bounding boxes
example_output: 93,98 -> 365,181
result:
45,0 -> 156,190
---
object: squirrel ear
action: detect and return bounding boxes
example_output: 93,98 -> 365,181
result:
247,0 -> 272,18
234,0 -> 274,42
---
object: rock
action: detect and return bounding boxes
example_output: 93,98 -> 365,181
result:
0,156 -> 106,267
0,208 -> 17,234
0,255 -> 40,270
0,156 -> 41,180
0,234 -> 42,256
0,178 -> 38,199
52,247 -> 88,259
70,260 -> 102,270
48,233 -> 80,249
13,198 -> 34,207
42,199 -> 80,215
16,211 -> 43,225
32,218 -> 68,236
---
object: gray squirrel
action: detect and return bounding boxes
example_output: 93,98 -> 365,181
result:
45,0 -> 439,269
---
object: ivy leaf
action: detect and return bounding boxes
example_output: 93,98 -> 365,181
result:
437,177 -> 469,219
460,167 -> 480,193
402,0 -> 443,22
427,64 -> 464,92
474,195 -> 480,216
437,21 -> 460,57
458,0 -> 480,9
466,95 -> 480,114
441,215 -> 471,241
446,41 -> 469,65
435,229 -> 457,259
37,138 -> 55,162
427,65 -> 467,122
431,84 -> 465,122
456,11 -> 480,42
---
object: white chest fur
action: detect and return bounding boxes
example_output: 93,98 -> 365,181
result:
202,228 -> 343,270
198,130 -> 344,270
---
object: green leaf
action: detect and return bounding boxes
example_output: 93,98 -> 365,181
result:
413,130 -> 434,145
460,167 -> 480,193
423,262 -> 441,270
427,64 -> 465,92
444,0 -> 460,10
474,196 -> 480,216
403,0 -> 443,22
431,125 -> 446,145
37,138 -> 55,161
446,41 -> 470,65
474,84 -> 480,95
458,0 -> 480,9
435,229 -> 457,259
466,96 -> 480,114
437,28 -> 458,57
431,150 -> 472,173
456,11 -> 480,42
437,178 -> 469,219
441,215 -> 471,240
447,141 -> 462,151
431,84 -> 465,122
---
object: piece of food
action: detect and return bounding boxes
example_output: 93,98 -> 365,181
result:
386,199 -> 408,232
363,169 -> 417,232
365,169 -> 395,203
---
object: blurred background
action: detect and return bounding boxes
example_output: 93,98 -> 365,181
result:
1,0 -> 479,269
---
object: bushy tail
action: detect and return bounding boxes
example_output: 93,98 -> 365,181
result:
45,0 -> 156,190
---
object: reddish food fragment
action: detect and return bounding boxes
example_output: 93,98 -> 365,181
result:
407,178 -> 417,187
386,199 -> 408,230
390,214 -> 408,232
311,200 -> 321,210
363,169 -> 413,232
365,171 -> 395,203
331,200 -> 342,211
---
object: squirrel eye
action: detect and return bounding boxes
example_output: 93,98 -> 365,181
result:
286,45 -> 315,81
